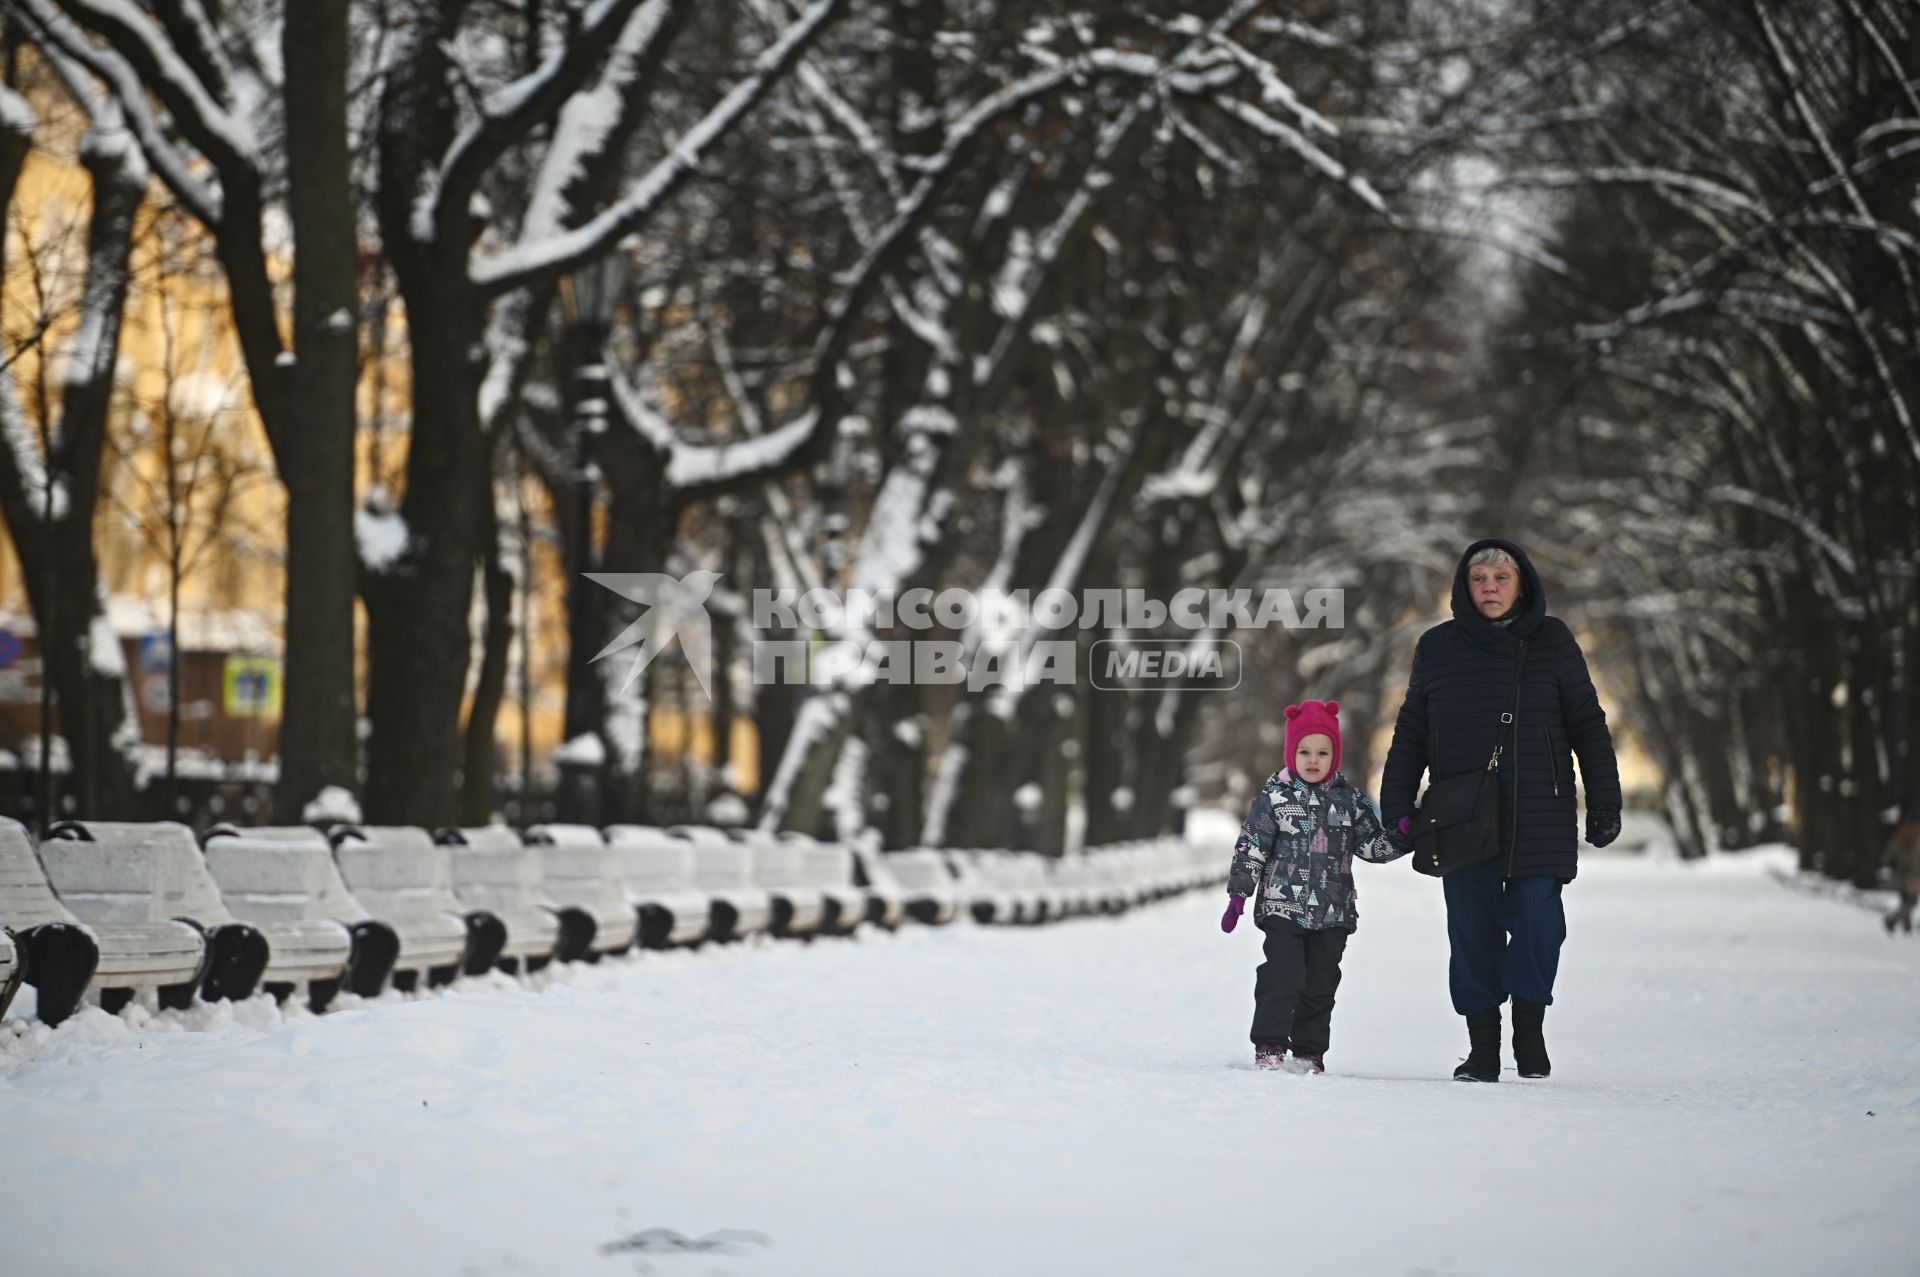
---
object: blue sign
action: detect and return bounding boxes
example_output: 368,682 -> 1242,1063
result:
139,632 -> 174,673
0,629 -> 18,670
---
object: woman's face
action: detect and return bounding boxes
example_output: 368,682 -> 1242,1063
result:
1468,561 -> 1520,619
1293,733 -> 1334,783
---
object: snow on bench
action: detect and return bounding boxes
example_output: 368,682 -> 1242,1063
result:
200,825 -> 402,1006
50,820 -> 358,1004
776,832 -> 870,935
1103,842 -> 1151,905
846,841 -> 906,931
990,852 -> 1067,921
1046,853 -> 1105,919
602,824 -> 714,949
881,849 -> 960,926
42,820 -> 274,1010
434,826 -> 567,971
1093,842 -> 1153,908
329,825 -> 495,988
520,824 -> 640,958
948,850 -> 1058,925
243,825 -> 464,998
1148,840 -> 1192,898
724,828 -> 828,939
0,926 -> 20,1020
0,817 -> 200,1022
1128,840 -> 1188,903
663,825 -> 773,943
1181,836 -> 1224,890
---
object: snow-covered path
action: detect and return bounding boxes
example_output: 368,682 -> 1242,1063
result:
3,844 -> 1916,1277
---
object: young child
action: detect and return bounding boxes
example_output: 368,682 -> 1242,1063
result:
1220,699 -> 1409,1073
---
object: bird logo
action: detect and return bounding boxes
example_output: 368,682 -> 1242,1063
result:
583,569 -> 723,700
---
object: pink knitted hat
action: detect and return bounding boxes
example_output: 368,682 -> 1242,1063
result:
1283,699 -> 1342,779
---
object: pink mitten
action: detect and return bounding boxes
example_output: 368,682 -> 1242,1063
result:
1398,816 -> 1412,837
1221,894 -> 1246,933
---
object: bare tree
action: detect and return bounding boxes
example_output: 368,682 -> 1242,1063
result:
0,58 -> 144,822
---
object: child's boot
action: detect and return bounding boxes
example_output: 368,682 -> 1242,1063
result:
1510,996 -> 1551,1078
1254,1042 -> 1287,1071
1453,1007 -> 1501,1082
1284,1049 -> 1325,1075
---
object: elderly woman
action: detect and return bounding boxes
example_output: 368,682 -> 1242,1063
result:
1381,538 -> 1622,1082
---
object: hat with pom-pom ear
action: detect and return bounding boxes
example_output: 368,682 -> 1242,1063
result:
1282,698 -> 1342,780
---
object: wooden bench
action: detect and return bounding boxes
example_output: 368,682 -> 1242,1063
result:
883,849 -> 960,926
54,820 -> 359,1001
329,825 -> 492,987
937,850 -> 1002,924
0,817 -> 200,1021
201,825 -> 401,1006
1001,850 -> 1064,923
952,849 -> 1053,925
663,825 -> 772,942
602,824 -> 714,948
1046,853 -> 1100,919
521,823 -> 640,958
776,832 -> 869,935
1118,841 -> 1176,904
434,826 -> 567,971
846,842 -> 906,931
43,820 -> 270,1008
1086,848 -> 1136,914
1141,841 -> 1184,900
1192,836 -> 1226,889
0,926 -> 20,1020
722,828 -> 828,939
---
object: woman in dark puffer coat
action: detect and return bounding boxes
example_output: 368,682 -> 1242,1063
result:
1380,538 -> 1622,1083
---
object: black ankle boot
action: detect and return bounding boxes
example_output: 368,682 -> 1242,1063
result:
1453,1007 -> 1501,1082
1510,996 -> 1551,1078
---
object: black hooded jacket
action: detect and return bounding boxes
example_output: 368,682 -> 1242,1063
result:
1379,538 -> 1622,880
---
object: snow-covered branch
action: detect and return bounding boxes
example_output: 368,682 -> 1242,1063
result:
16,0 -> 224,225
420,0 -> 667,245
472,0 -> 848,296
52,0 -> 257,171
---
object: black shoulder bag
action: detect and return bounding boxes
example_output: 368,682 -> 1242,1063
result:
1411,638 -> 1527,877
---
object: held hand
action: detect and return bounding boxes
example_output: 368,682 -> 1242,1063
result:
1388,815 -> 1413,853
1586,806 -> 1622,848
1398,816 -> 1412,838
1221,894 -> 1246,933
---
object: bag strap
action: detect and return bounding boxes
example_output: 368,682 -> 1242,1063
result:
1486,638 -> 1528,773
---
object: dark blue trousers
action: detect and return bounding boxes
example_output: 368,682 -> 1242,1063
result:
1441,866 -> 1566,1015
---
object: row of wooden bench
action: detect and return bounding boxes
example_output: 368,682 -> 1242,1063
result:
0,818 -> 1219,1024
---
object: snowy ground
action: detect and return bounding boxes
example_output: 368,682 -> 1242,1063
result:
3,838 -> 1917,1277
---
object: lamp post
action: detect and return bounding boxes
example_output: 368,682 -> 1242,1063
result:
556,248 -> 630,822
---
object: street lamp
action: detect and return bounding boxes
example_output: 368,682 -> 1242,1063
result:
556,246 -> 631,823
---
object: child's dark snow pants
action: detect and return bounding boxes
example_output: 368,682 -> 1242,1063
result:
1441,864 -> 1566,1015
1251,917 -> 1348,1053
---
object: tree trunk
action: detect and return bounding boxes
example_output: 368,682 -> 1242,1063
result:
861,675 -> 924,850
460,512 -> 515,827
1080,624 -> 1135,847
592,439 -> 675,824
271,0 -> 361,822
360,289 -> 487,826
0,96 -> 141,820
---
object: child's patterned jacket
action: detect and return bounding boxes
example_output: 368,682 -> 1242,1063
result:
1227,768 -> 1408,931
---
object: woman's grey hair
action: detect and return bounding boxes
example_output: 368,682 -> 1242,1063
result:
1468,546 -> 1518,572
